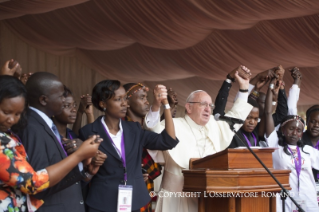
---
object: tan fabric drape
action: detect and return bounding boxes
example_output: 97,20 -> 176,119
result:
0,22 -> 105,125
0,0 -> 88,20
1,0 -> 319,113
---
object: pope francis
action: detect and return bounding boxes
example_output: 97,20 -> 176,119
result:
144,66 -> 254,212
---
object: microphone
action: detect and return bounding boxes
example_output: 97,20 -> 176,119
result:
214,113 -> 244,124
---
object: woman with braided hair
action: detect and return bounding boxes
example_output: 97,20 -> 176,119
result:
264,78 -> 319,211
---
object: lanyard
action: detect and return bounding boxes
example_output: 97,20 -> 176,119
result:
54,132 -> 68,156
287,146 -> 302,192
102,124 -> 127,184
68,132 -> 73,140
242,133 -> 257,147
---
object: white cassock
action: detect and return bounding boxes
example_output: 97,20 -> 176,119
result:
144,98 -> 253,212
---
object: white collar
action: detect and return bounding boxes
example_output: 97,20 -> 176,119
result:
100,117 -> 123,136
184,114 -> 206,131
29,106 -> 54,129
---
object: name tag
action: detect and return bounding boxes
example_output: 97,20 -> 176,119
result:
117,185 -> 133,212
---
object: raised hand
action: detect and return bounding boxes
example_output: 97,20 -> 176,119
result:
1,59 -> 22,77
228,65 -> 252,82
250,68 -> 277,86
19,73 -> 32,85
234,65 -> 252,90
255,78 -> 269,91
79,94 -> 93,114
152,84 -> 168,111
275,65 -> 285,81
290,67 -> 302,87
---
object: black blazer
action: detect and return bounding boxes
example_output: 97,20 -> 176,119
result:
272,89 -> 288,126
79,116 -> 179,212
18,109 -> 85,212
228,128 -> 261,148
213,80 -> 232,116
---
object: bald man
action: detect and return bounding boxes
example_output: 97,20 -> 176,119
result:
144,67 -> 253,212
18,72 -> 87,212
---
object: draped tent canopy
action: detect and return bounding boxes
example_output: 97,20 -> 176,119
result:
1,0 -> 319,113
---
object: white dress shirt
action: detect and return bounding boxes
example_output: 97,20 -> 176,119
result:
101,117 -> 123,155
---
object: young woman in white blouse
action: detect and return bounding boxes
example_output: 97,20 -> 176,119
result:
264,77 -> 319,212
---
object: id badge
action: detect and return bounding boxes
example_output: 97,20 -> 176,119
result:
291,195 -> 305,212
117,185 -> 133,212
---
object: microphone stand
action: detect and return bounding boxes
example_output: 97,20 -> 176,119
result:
227,121 -> 304,212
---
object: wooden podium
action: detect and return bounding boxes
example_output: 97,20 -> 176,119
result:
182,148 -> 291,212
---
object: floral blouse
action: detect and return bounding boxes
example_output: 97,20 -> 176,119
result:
0,132 -> 50,212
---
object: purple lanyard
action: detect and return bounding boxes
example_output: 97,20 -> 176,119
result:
102,124 -> 127,184
55,133 -> 68,156
242,133 -> 257,147
68,133 -> 73,140
287,146 -> 302,192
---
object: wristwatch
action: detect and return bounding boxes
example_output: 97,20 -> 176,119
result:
82,170 -> 93,179
251,90 -> 260,98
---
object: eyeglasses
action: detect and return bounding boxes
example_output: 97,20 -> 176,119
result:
63,103 -> 78,109
188,102 -> 214,109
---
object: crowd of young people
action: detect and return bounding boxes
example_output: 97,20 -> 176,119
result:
0,59 -> 317,212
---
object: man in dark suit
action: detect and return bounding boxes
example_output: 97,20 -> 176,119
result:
19,72 -> 89,212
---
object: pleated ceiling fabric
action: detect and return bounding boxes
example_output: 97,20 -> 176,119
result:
1,0 -> 319,115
